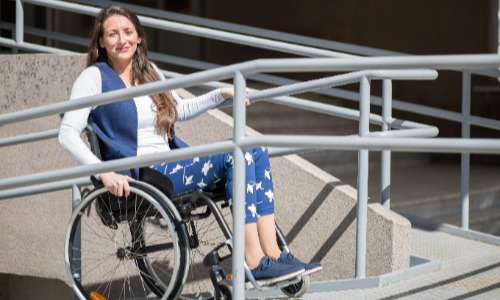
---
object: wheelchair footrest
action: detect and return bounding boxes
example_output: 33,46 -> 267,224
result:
204,239 -> 232,267
209,265 -> 228,300
204,250 -> 221,267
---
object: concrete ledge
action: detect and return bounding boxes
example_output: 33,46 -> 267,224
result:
246,254 -> 440,299
0,54 -> 411,291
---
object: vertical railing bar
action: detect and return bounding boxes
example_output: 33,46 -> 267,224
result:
232,71 -> 247,298
71,184 -> 81,300
381,79 -> 392,208
461,71 -> 471,230
15,0 -> 24,54
11,21 -> 18,54
4,1 -> 500,295
356,75 -> 371,278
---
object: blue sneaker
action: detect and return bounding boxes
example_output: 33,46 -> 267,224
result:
250,256 -> 305,284
278,252 -> 322,275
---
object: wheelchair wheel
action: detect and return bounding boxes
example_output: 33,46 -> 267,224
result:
217,279 -> 233,300
65,181 -> 189,300
275,224 -> 310,297
281,274 -> 310,298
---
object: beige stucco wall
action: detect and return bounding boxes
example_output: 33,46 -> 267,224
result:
0,54 -> 411,296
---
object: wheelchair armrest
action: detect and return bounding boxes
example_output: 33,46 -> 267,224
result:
85,125 -> 102,160
139,167 -> 174,197
90,175 -> 104,188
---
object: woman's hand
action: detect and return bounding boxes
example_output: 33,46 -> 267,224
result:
99,172 -> 135,197
220,87 -> 252,106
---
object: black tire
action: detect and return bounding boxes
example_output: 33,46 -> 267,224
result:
133,181 -> 191,299
276,224 -> 310,297
281,275 -> 310,298
217,279 -> 233,300
65,181 -> 189,300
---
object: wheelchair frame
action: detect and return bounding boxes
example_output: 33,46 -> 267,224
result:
64,126 -> 310,299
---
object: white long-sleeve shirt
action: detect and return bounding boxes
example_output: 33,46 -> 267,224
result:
58,65 -> 225,166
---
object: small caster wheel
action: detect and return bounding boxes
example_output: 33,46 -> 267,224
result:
217,279 -> 233,300
281,274 -> 310,298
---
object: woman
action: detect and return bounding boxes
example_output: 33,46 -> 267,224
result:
59,5 -> 320,284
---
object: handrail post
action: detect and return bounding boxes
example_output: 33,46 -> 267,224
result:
71,184 -> 81,300
356,75 -> 371,278
14,0 -> 24,54
232,71 -> 247,298
461,71 -> 471,230
381,79 -> 392,208
15,0 -> 24,44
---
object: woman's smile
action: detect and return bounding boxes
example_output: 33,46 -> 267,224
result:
117,46 -> 130,52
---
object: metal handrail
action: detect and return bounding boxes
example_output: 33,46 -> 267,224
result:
0,69 -> 438,149
2,54 -> 500,297
5,0 -> 500,229
3,2 -> 500,131
22,0 -> 354,58
0,71 -> 438,201
0,66 -> 442,190
68,0 -> 398,57
2,0 -> 500,297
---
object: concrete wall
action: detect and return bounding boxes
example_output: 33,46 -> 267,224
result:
0,54 -> 82,300
0,54 -> 411,297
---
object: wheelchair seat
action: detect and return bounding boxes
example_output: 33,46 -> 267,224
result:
139,166 -> 174,197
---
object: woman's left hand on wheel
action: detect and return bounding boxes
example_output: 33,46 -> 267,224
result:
99,172 -> 135,197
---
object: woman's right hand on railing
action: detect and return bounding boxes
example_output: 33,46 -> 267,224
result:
220,87 -> 252,106
99,172 -> 135,197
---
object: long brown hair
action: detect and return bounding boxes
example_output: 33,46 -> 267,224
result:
87,5 -> 177,139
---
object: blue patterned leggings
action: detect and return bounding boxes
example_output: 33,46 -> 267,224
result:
150,147 -> 275,224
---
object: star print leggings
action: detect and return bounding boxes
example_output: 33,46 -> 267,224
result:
150,147 -> 275,224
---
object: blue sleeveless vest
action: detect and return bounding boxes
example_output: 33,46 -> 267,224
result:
88,62 -> 187,179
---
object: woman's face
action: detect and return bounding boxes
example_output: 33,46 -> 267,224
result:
100,14 -> 141,67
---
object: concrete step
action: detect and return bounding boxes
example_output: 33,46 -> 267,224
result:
222,101 -> 360,135
391,186 -> 500,219
432,205 -> 500,235
300,151 -> 428,174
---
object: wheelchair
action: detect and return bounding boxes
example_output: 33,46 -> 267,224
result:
65,126 -> 310,300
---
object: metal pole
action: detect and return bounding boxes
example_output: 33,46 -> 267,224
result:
14,0 -> 23,54
381,79 -> 392,208
461,71 -> 471,230
356,76 -> 370,278
15,0 -> 24,44
71,185 -> 81,300
232,71 -> 247,299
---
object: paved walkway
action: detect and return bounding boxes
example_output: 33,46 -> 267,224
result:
249,226 -> 500,299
